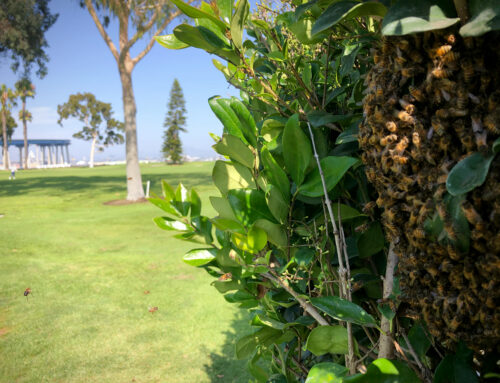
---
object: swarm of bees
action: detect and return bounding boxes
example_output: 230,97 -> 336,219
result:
360,28 -> 500,352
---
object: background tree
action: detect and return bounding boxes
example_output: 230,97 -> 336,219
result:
5,111 -> 18,141
0,0 -> 58,78
15,78 -> 36,169
81,0 -> 192,200
1,85 -> 17,170
162,79 -> 186,164
57,92 -> 124,169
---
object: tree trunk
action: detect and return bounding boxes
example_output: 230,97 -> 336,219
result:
22,100 -> 28,169
2,109 -> 8,170
120,68 -> 144,200
89,133 -> 97,168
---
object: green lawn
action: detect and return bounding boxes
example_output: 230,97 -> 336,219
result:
0,163 -> 251,383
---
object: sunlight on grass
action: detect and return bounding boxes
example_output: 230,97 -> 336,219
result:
0,163 -> 251,383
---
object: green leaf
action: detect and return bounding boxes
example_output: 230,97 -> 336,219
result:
336,125 -> 359,145
445,194 -> 470,253
382,0 -> 460,36
460,0 -> 500,37
310,296 -> 377,327
446,152 -> 495,196
161,180 -> 176,200
405,322 -> 430,360
254,219 -> 287,247
212,279 -> 240,293
190,189 -> 201,218
306,326 -> 349,356
261,148 -> 290,200
251,314 -> 286,330
229,97 -> 258,147
434,342 -> 479,383
235,327 -> 283,359
343,359 -> 420,383
210,196 -> 238,220
307,111 -> 356,128
266,186 -> 289,224
283,114 -> 312,186
170,0 -> 228,31
212,217 -> 246,233
153,216 -> 190,231
357,222 -> 385,258
154,34 -> 189,49
212,160 -> 255,196
232,225 -> 268,253
306,362 -> 349,383
182,248 -> 216,267
289,17 -> 329,44
173,183 -> 190,215
294,247 -> 315,267
299,156 -> 358,197
231,0 -> 249,49
213,134 -> 255,168
228,189 -> 277,226
209,96 -> 246,142
493,137 -> 500,154
217,0 -> 232,22
312,1 -> 387,35
148,196 -> 181,217
377,303 -> 396,321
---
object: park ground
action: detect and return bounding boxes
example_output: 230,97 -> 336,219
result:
0,163 -> 251,383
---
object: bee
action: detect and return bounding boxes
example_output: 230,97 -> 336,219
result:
435,109 -> 450,119
425,263 -> 439,278
394,110 -> 415,124
435,44 -> 452,57
474,131 -> 488,153
363,201 -> 377,214
436,203 -> 449,221
432,67 -> 452,79
398,39 -> 410,52
438,135 -> 451,153
440,258 -> 453,273
448,316 -> 462,332
449,108 -> 468,117
375,86 -> 384,101
461,60 -> 474,82
394,136 -> 409,154
368,135 -> 380,146
411,132 -> 421,148
355,222 -> 370,233
480,75 -> 491,92
380,134 -> 398,146
456,87 -> 468,109
148,306 -> 159,313
382,37 -> 393,55
24,287 -> 31,297
401,67 -> 417,78
409,85 -> 425,102
431,116 -> 446,136
372,107 -> 385,124
414,228 -> 426,239
386,121 -> 397,133
218,272 -> 232,281
399,99 -> 416,115
447,244 -> 462,261
395,56 -> 407,66
444,220 -> 457,242
488,91 -> 500,112
393,155 -> 409,166
443,51 -> 460,63
445,34 -> 456,45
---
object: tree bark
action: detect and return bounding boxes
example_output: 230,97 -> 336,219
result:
120,68 -> 144,200
2,109 -> 8,170
22,100 -> 28,169
379,242 -> 398,359
89,133 -> 97,168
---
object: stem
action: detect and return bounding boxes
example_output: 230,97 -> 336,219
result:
322,37 -> 331,109
453,0 -> 470,24
379,242 -> 398,359
263,272 -> 329,326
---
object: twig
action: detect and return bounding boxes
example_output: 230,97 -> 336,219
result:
271,354 -> 302,380
379,242 -> 398,359
307,122 -> 356,374
263,272 -> 329,326
322,37 -> 331,109
400,326 -> 430,381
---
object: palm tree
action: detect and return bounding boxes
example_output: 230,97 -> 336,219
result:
15,78 -> 35,169
1,84 -> 17,170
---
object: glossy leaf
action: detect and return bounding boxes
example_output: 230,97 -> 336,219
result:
382,0 -> 460,36
217,0 -> 232,22
251,314 -> 286,330
170,0 -> 228,31
213,133 -> 255,168
266,186 -> 289,224
231,0 -> 250,49
305,325 -> 349,356
235,327 -> 283,359
212,217 -> 245,233
446,152 -> 495,196
305,362 -> 349,383
312,1 -> 387,35
357,222 -> 385,258
289,17 -> 328,44
254,219 -> 287,247
299,156 -> 358,197
209,96 -> 246,142
311,296 -> 377,327
307,111 -> 355,128
230,97 -> 257,147
190,189 -> 201,218
493,137 -> 500,154
182,248 -> 216,267
261,148 -> 290,200
149,196 -> 181,217
155,34 -> 188,49
343,359 -> 420,383
210,196 -> 238,220
283,114 -> 312,186
212,160 -> 255,195
434,342 -> 478,383
232,225 -> 268,253
161,180 -> 176,200
460,0 -> 500,37
229,189 -> 277,226
153,216 -> 190,231
405,322 -> 431,360
294,247 -> 315,267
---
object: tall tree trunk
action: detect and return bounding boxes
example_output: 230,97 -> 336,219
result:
22,100 -> 28,169
89,133 -> 97,168
2,109 -> 8,170
120,68 -> 144,200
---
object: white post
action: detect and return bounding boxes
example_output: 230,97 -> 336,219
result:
146,180 -> 150,198
66,145 -> 70,166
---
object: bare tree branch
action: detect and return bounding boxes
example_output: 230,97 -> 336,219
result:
84,0 -> 120,63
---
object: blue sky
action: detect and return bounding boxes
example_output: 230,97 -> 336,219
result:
0,0 -> 240,162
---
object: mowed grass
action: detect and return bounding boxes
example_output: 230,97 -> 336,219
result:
0,163 -> 251,383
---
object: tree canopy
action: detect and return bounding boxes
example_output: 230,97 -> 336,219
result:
163,79 -> 187,164
0,0 -> 58,78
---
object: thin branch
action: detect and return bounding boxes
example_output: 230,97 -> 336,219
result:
379,242 -> 398,359
322,37 -> 331,109
84,0 -> 120,62
399,326 -> 430,381
263,272 -> 329,326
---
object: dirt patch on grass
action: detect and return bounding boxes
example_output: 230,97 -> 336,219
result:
0,327 -> 10,336
171,274 -> 194,280
103,198 -> 148,206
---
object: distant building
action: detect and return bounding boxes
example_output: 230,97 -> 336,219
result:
0,139 -> 71,168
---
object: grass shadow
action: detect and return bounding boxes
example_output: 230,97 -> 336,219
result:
203,311 -> 253,383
